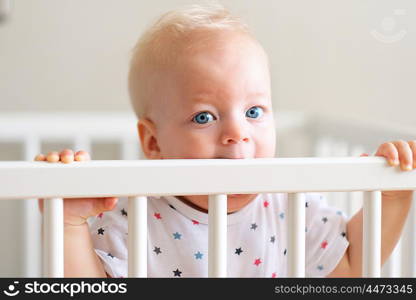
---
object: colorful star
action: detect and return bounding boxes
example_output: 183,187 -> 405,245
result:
305,202 -> 309,208
254,258 -> 262,266
321,217 -> 328,223
153,247 -> 161,255
317,265 -> 324,271
192,219 -> 199,225
169,204 -> 176,210
97,228 -> 105,235
250,223 -> 258,230
284,249 -> 287,256
272,272 -> 277,278
270,236 -> 275,243
263,201 -> 269,208
235,247 -> 243,255
341,232 -> 346,238
194,251 -> 203,259
121,208 -> 127,217
173,232 -> 182,240
279,212 -> 285,219
173,269 -> 182,277
97,212 -> 103,218
107,253 -> 114,258
321,240 -> 328,249
154,213 -> 162,219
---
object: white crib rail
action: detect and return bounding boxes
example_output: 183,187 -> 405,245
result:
0,157 -> 415,278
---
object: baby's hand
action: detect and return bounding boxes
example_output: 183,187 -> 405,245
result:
35,149 -> 118,226
361,140 -> 416,200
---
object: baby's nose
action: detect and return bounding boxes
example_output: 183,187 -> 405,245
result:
223,136 -> 249,144
220,118 -> 250,145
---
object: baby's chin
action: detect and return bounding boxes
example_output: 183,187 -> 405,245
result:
226,193 -> 258,213
177,193 -> 258,214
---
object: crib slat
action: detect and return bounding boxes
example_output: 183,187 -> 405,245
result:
128,196 -> 147,277
42,197 -> 64,277
287,193 -> 305,277
363,191 -> 382,277
23,135 -> 42,277
208,194 -> 227,277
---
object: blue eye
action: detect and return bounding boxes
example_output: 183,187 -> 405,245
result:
192,112 -> 215,124
246,106 -> 263,119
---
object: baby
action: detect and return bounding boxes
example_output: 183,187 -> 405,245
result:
36,3 -> 415,278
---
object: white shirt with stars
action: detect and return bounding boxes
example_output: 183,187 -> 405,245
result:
89,192 -> 349,278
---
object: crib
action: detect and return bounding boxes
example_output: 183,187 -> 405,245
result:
0,111 -> 415,278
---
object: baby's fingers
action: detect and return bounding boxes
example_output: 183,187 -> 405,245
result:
378,141 -> 413,171
34,154 -> 46,161
60,149 -> 74,164
74,150 -> 91,162
393,140 -> 413,171
376,142 -> 398,166
408,140 -> 416,169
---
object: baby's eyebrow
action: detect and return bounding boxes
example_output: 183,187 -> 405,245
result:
190,91 -> 269,103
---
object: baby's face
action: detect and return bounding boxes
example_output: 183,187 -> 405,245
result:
140,31 -> 276,212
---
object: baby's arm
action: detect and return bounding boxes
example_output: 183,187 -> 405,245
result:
64,223 -> 108,277
328,196 -> 412,277
328,141 -> 415,277
36,149 -> 117,278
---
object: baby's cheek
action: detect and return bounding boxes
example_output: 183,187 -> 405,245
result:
255,128 -> 276,157
161,131 -> 216,159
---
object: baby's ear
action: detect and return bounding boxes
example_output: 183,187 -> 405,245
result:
137,118 -> 161,159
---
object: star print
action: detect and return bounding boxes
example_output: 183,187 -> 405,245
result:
97,228 -> 105,235
121,208 -> 127,217
250,223 -> 258,230
317,265 -> 324,271
263,201 -> 269,207
97,212 -> 103,218
336,211 -> 342,215
321,217 -> 328,224
272,272 -> 277,278
279,212 -> 285,219
153,247 -> 162,255
154,213 -> 162,219
254,258 -> 262,266
235,247 -> 243,255
173,269 -> 182,277
284,249 -> 287,256
194,251 -> 203,259
169,204 -> 176,210
321,240 -> 328,249
107,253 -> 114,258
341,232 -> 346,238
173,232 -> 182,240
192,219 -> 199,225
270,236 -> 275,243
305,202 -> 309,208
305,227 -> 308,233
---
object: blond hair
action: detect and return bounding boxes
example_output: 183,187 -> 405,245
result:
128,2 -> 254,120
